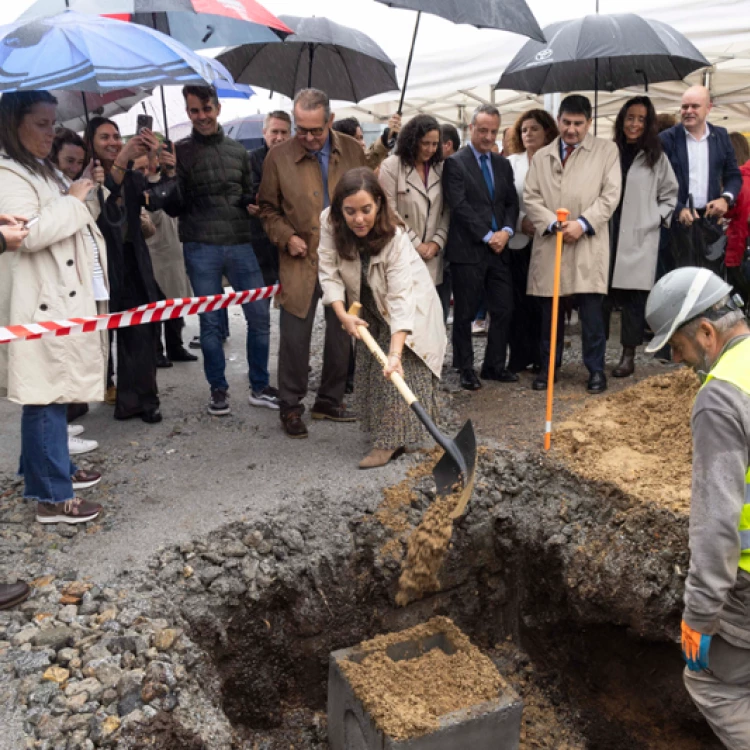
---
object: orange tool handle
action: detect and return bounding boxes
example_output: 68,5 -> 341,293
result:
544,209 -> 570,451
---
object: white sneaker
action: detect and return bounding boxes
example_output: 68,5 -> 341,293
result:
471,319 -> 487,336
248,386 -> 280,410
68,436 -> 98,455
67,424 -> 85,437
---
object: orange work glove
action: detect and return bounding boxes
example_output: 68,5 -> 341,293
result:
681,620 -> 712,672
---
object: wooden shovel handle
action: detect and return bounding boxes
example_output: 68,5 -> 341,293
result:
347,302 -> 417,406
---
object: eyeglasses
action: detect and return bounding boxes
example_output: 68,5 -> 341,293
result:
296,125 -> 326,137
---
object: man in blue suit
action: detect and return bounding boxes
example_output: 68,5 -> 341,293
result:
442,104 -> 519,391
660,85 -> 741,227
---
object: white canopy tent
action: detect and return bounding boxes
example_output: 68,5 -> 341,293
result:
4,0 -> 747,136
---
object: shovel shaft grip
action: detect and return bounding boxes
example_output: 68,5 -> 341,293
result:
347,302 -> 417,406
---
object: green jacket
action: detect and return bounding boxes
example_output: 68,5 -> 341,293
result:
172,126 -> 253,246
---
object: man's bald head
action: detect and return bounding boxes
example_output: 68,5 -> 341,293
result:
681,85 -> 712,135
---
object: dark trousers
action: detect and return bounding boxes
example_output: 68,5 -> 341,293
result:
114,323 -> 160,419
507,241 -> 542,372
436,262 -> 452,323
278,282 -> 349,415
539,293 -> 606,378
603,289 -> 649,348
157,318 -> 186,359
451,256 -> 513,373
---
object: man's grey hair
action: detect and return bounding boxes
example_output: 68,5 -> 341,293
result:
293,88 -> 330,121
263,110 -> 291,130
471,104 -> 501,125
679,295 -> 747,338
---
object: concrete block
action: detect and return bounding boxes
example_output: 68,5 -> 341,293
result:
328,630 -> 523,750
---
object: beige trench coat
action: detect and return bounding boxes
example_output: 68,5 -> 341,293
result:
378,154 -> 450,285
0,160 -> 107,405
318,208 -> 446,378
612,151 -> 678,291
146,210 -> 192,299
524,134 -> 621,296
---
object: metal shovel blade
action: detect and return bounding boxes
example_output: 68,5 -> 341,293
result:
430,419 -> 477,519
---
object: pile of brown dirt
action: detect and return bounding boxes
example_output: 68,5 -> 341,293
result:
553,369 -> 699,512
339,617 -> 505,741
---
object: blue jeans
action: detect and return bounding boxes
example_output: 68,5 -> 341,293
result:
184,242 -> 270,392
19,404 -> 76,504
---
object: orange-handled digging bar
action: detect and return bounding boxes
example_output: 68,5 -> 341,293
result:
544,208 -> 570,451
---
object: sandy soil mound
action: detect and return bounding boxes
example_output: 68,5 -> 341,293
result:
553,369 -> 699,513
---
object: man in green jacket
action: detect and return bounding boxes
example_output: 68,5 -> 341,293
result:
165,84 -> 279,417
646,267 -> 750,749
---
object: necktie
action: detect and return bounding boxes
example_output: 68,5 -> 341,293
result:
561,144 -> 573,167
480,154 -> 498,231
314,151 -> 330,208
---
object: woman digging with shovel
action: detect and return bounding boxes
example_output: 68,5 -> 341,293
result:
318,167 -> 446,469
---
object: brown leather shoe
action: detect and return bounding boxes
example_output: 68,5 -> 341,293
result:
281,411 -> 308,439
310,402 -> 357,422
612,347 -> 635,378
358,447 -> 403,469
0,581 -> 31,610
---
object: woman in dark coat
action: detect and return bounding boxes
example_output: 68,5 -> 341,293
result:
85,117 -> 163,423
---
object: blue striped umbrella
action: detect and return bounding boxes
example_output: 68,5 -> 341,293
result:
0,10 -> 228,93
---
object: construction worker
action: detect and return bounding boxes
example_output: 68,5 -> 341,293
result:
645,266 -> 750,750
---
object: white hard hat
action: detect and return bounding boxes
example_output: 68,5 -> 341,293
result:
645,267 -> 733,353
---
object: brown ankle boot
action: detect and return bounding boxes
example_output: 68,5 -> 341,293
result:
612,347 -> 635,378
358,447 -> 401,469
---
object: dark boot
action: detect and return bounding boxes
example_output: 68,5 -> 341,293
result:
612,347 -> 635,378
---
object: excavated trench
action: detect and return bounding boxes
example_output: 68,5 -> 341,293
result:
180,447 -> 722,749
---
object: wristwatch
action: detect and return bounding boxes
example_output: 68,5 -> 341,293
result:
0,231 -> 6,255
721,192 -> 735,208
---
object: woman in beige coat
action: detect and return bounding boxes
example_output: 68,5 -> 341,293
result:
0,91 -> 106,525
319,168 -> 446,469
378,114 -> 449,286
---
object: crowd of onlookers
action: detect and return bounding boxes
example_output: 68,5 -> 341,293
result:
0,80 -> 748,557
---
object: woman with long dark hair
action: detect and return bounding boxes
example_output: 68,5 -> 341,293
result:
379,114 -> 449,288
505,108 -> 558,374
84,117 -> 164,422
604,96 -> 678,377
319,167 -> 446,469
0,91 -> 105,525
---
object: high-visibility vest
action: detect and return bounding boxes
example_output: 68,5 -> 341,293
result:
701,337 -> 750,573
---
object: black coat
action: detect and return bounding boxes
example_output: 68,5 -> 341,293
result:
170,126 -> 253,246
660,122 -> 743,216
98,170 -> 160,312
442,146 -> 519,265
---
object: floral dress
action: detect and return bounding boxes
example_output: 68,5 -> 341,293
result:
355,253 -> 439,450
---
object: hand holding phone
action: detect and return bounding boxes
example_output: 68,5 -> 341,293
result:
136,114 -> 154,135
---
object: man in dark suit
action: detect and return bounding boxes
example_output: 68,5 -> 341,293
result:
248,110 -> 292,286
442,104 -> 519,390
660,85 -> 742,229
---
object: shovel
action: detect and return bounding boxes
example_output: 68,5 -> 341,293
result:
348,302 -> 477,518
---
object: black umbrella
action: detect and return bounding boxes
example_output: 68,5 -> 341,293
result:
216,15 -> 399,103
374,0 -> 545,114
496,14 -> 710,131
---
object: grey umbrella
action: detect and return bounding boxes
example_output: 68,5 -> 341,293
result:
374,0 -> 545,114
216,15 -> 399,103
496,14 -> 709,130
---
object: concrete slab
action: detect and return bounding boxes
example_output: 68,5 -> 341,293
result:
328,628 -> 523,750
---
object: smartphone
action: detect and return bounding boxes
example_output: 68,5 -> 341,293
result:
24,216 -> 39,228
162,139 -> 173,154
136,114 -> 153,135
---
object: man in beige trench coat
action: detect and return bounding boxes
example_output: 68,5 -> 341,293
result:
524,94 -> 621,394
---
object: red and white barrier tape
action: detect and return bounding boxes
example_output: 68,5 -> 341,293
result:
0,284 -> 280,345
